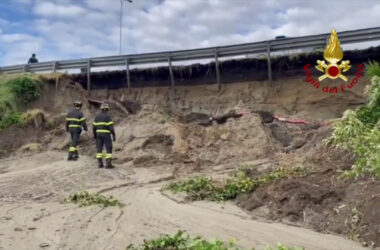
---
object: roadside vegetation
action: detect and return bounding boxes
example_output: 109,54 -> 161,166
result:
329,61 -> 380,178
126,230 -> 304,250
0,75 -> 43,130
64,191 -> 123,208
165,166 -> 307,201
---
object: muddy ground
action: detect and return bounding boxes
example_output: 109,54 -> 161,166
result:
0,76 -> 379,249
0,152 -> 366,250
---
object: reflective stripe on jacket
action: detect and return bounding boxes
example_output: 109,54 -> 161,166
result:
66,109 -> 87,130
92,111 -> 115,137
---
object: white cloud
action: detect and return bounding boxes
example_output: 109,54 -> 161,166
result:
0,33 -> 38,43
33,2 -> 85,18
0,33 -> 43,65
0,0 -> 379,67
0,18 -> 8,26
12,0 -> 32,4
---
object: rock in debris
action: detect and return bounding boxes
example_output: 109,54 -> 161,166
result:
40,243 -> 50,248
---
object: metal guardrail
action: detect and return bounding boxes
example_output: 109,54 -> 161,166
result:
1,26 -> 380,92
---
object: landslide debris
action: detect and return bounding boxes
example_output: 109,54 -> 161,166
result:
0,69 -> 378,248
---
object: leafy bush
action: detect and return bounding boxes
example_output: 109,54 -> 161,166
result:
7,76 -> 43,105
329,111 -> 380,178
366,61 -> 380,78
165,166 -> 306,201
167,176 -> 215,200
126,231 -> 304,250
357,75 -> 380,126
0,75 -> 43,130
357,105 -> 380,126
64,191 -> 123,207
212,171 -> 255,200
329,62 -> 380,178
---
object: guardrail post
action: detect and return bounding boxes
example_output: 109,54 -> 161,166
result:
53,62 -> 59,90
215,49 -> 221,91
325,36 -> 329,46
87,59 -> 91,96
266,42 -> 275,93
125,58 -> 131,94
168,55 -> 175,90
23,64 -> 29,73
52,61 -> 58,72
266,42 -> 272,82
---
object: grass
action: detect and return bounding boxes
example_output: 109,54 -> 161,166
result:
365,60 -> 380,78
328,61 -> 380,178
0,112 -> 25,130
264,245 -> 305,250
165,166 -> 307,201
0,75 -> 43,130
126,231 -> 304,250
22,109 -> 47,128
346,206 -> 362,242
64,191 -> 123,208
20,143 -> 43,153
0,79 -> 16,116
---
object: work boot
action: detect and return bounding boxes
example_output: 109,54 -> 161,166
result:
67,152 -> 74,161
105,159 -> 115,169
98,159 -> 104,168
72,151 -> 79,161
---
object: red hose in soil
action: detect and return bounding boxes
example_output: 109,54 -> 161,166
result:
273,115 -> 310,125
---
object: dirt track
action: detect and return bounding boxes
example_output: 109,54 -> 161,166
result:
0,152 -> 366,250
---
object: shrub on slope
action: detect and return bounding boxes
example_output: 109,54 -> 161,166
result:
0,75 -> 42,130
330,61 -> 380,178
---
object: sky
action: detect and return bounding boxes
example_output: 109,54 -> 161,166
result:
0,0 -> 380,67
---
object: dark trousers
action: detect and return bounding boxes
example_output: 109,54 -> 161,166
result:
96,133 -> 112,159
69,128 -> 81,153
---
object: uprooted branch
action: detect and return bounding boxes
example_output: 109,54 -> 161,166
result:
87,98 -> 130,116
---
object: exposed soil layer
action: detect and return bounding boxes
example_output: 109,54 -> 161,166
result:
69,45 -> 380,89
90,76 -> 370,121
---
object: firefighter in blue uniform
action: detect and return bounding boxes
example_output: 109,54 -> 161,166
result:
66,101 -> 87,161
93,103 -> 116,168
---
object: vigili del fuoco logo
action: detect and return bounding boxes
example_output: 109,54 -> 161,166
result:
304,29 -> 363,94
